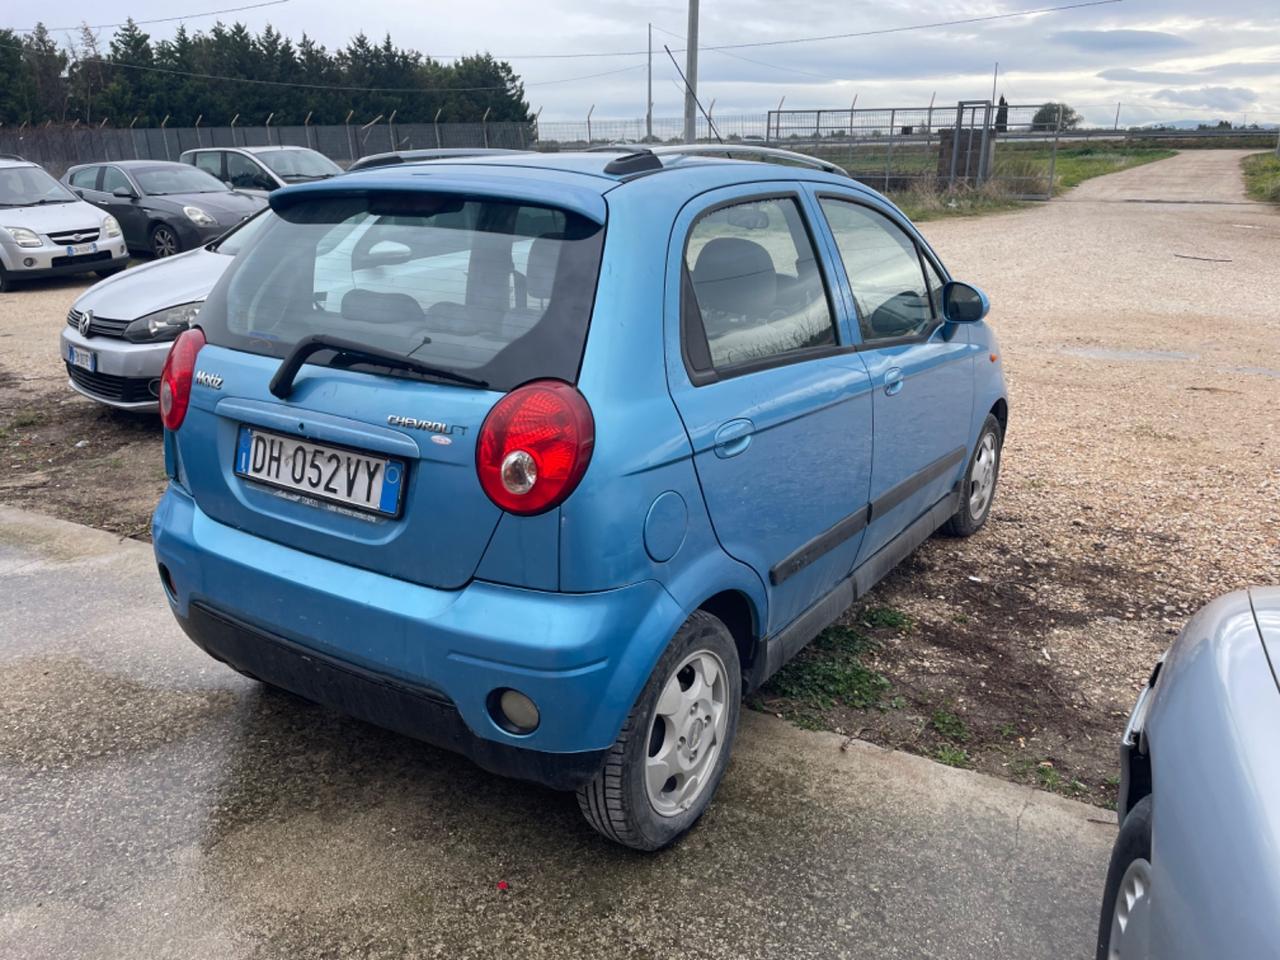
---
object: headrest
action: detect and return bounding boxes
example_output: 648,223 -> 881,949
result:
340,288 -> 425,324
692,237 -> 776,316
526,234 -> 562,301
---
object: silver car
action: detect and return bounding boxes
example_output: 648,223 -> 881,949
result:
178,146 -> 342,197
60,211 -> 268,411
0,157 -> 129,292
1098,586 -> 1280,958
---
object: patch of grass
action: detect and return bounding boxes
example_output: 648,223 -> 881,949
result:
998,722 -> 1019,740
931,709 -> 971,743
10,412 -> 43,429
934,745 -> 972,768
858,605 -> 912,631
1036,763 -> 1063,790
764,625 -> 890,711
890,187 -> 1026,223
1242,152 -> 1280,204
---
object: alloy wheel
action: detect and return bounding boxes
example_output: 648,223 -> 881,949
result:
645,649 -> 730,817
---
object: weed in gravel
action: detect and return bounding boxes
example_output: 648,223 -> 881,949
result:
764,626 -> 891,710
858,606 -> 912,631
10,412 -> 42,429
935,745 -> 972,768
1037,763 -> 1062,790
931,709 -> 971,743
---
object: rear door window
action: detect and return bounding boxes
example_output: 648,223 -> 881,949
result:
682,195 -> 837,374
227,153 -> 272,190
101,166 -> 132,195
193,152 -> 224,180
199,193 -> 605,391
68,167 -> 100,190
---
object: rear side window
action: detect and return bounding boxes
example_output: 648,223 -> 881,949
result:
683,196 -> 836,374
227,153 -> 271,190
199,192 -> 605,392
68,167 -> 99,189
818,198 -> 937,343
193,152 -> 223,179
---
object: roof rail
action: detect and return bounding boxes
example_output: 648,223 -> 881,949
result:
648,144 -> 849,178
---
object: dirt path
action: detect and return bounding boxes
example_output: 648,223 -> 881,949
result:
759,149 -> 1280,803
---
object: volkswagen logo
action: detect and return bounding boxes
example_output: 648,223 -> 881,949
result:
78,310 -> 93,338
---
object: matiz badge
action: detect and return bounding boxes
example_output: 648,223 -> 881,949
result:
194,370 -> 223,389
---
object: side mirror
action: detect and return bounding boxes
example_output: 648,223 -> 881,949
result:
74,189 -> 85,199
942,281 -> 989,323
360,240 -> 413,268
112,186 -> 137,199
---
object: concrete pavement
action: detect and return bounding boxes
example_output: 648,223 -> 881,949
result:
0,506 -> 1115,959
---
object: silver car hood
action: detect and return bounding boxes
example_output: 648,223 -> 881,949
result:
1252,586 -> 1280,676
73,247 -> 232,321
2,199 -> 109,235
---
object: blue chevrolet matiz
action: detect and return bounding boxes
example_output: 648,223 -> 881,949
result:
152,146 -> 1008,850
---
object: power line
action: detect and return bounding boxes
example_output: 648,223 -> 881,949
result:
651,23 -> 836,83
0,38 -> 648,92
421,0 -> 1124,60
11,0 -> 290,33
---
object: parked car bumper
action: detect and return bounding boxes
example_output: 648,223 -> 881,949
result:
151,485 -> 686,789
0,235 -> 129,278
59,325 -> 170,411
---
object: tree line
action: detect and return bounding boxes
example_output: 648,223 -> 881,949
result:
0,20 -> 531,128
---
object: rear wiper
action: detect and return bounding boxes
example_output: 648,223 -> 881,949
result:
269,333 -> 487,399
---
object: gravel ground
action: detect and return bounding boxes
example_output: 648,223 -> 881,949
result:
2,149 -> 1277,803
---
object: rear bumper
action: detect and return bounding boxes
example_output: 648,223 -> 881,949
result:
152,485 -> 686,788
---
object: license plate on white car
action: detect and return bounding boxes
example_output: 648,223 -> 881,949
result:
67,344 -> 96,372
234,426 -> 406,516
65,242 -> 98,257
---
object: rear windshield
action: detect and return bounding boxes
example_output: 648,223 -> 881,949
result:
198,192 -> 606,391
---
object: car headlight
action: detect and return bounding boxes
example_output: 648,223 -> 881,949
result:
123,301 -> 204,343
183,206 -> 216,227
102,215 -> 122,239
3,226 -> 42,248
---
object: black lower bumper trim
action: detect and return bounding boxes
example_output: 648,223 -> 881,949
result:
178,601 -> 607,791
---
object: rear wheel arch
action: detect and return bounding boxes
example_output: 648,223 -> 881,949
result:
697,589 -> 760,681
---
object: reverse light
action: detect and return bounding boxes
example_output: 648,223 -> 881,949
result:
159,328 -> 206,431
476,380 -> 594,515
3,226 -> 41,248
183,205 -> 216,227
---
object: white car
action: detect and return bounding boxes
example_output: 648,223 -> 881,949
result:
60,211 -> 269,411
0,157 -> 129,292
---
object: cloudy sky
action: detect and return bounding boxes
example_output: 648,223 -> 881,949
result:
18,0 -> 1280,124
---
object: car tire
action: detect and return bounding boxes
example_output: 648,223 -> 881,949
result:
1096,795 -> 1154,960
150,224 -> 181,258
577,610 -> 741,851
0,267 -> 15,293
941,412 -> 1002,537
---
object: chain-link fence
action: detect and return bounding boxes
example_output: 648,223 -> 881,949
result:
766,101 -> 1063,199
7,99 -> 1254,198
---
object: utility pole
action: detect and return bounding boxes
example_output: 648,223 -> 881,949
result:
990,62 -> 998,103
1114,102 -> 1121,131
682,0 -> 699,143
646,23 -> 653,141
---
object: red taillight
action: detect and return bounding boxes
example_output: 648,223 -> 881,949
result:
476,380 -> 594,515
159,328 -> 206,431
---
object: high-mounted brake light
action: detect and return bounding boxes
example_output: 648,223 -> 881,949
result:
476,380 -> 594,515
159,328 -> 206,431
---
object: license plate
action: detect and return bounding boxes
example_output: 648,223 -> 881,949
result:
67,344 -> 96,372
65,242 -> 98,257
234,426 -> 406,516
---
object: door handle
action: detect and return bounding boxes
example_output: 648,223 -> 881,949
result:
713,419 -> 754,459
884,367 -> 904,397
